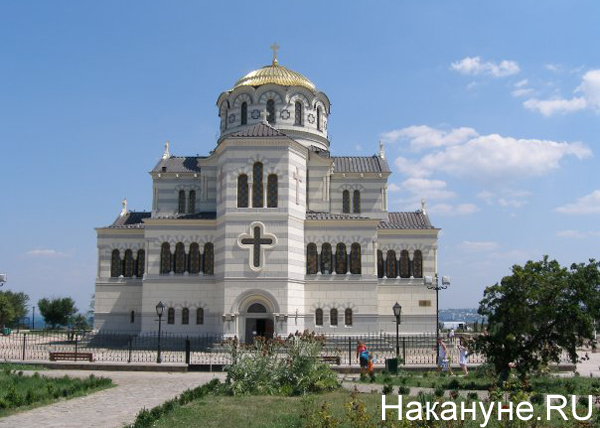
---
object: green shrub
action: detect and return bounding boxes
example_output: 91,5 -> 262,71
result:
397,385 -> 410,395
434,386 -> 445,398
382,382 -> 393,395
467,391 -> 478,400
223,331 -> 339,396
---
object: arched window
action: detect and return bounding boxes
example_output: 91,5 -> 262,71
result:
130,311 -> 135,323
335,243 -> 347,274
247,303 -> 267,313
196,308 -> 204,325
345,308 -> 353,326
386,250 -> 397,278
267,174 -> 278,207
252,162 -> 264,208
413,250 -> 423,278
167,308 -> 175,324
350,243 -> 361,274
237,174 -> 249,208
160,243 -> 171,274
241,102 -> 247,125
315,308 -> 323,327
400,250 -> 410,278
294,101 -> 302,125
353,190 -> 361,213
377,250 -> 384,278
330,308 -> 338,326
342,190 -> 350,213
317,107 -> 322,131
178,190 -> 186,214
321,243 -> 332,274
266,99 -> 275,124
110,249 -> 121,278
182,308 -> 189,325
188,190 -> 196,214
174,242 -> 186,274
136,249 -> 145,277
306,243 -> 318,274
123,249 -> 134,277
203,242 -> 214,275
189,243 -> 200,274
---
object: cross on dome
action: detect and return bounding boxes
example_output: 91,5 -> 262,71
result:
270,42 -> 280,65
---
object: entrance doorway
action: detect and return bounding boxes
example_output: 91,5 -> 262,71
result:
243,302 -> 274,343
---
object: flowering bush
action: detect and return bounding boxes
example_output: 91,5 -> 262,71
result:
223,331 -> 340,396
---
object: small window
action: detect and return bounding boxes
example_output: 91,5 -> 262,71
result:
317,107 -> 322,131
188,190 -> 196,214
189,243 -> 201,274
241,102 -> 248,125
167,308 -> 175,324
306,243 -> 318,274
196,308 -> 204,325
174,242 -> 186,274
160,243 -> 171,274
315,308 -> 323,327
294,101 -> 302,125
203,242 -> 214,275
178,190 -> 186,214
413,250 -> 423,278
237,174 -> 249,208
267,99 -> 275,124
267,174 -> 278,207
252,162 -> 264,208
161,166 -> 167,172
377,250 -> 384,278
342,190 -> 350,213
330,308 -> 338,326
350,243 -> 361,274
386,250 -> 397,278
353,190 -> 360,213
321,243 -> 332,274
130,311 -> 135,323
335,243 -> 347,274
344,308 -> 353,326
400,250 -> 410,278
110,249 -> 121,278
182,308 -> 189,325
136,249 -> 145,277
123,249 -> 134,277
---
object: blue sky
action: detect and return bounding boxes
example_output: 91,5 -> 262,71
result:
1,1 -> 599,313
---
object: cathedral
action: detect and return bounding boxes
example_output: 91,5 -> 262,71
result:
94,49 -> 440,341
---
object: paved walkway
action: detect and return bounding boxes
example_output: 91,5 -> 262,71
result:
0,369 -> 225,428
576,350 -> 600,377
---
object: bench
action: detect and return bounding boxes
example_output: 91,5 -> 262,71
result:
49,352 -> 94,362
320,356 -> 341,365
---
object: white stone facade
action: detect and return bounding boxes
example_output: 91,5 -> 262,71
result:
94,59 -> 439,341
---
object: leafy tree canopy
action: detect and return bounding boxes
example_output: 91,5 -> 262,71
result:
38,297 -> 78,329
0,294 -> 16,328
0,291 -> 30,327
476,256 -> 600,381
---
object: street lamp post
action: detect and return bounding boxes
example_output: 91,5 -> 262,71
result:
393,302 -> 402,359
156,301 -> 165,364
424,275 -> 450,366
31,306 -> 35,330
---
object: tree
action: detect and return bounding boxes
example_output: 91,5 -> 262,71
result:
476,256 -> 600,381
0,291 -> 30,327
72,314 -> 89,331
38,297 -> 78,329
0,294 -> 16,329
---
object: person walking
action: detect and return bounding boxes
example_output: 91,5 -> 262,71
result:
356,340 -> 369,371
437,338 -> 453,374
457,337 -> 469,375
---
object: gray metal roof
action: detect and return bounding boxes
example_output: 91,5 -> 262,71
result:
152,157 -> 203,173
378,211 -> 434,229
229,122 -> 287,138
108,212 -> 152,229
331,156 -> 391,174
306,211 -> 370,221
152,212 -> 217,220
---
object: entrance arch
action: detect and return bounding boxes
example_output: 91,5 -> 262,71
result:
235,291 -> 278,343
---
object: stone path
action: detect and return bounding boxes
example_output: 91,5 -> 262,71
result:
0,369 -> 226,428
576,350 -> 600,377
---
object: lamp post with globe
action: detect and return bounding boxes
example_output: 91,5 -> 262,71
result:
424,275 -> 450,364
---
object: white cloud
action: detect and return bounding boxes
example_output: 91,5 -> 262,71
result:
387,183 -> 401,192
428,203 -> 480,216
544,64 -> 561,73
555,190 -> 600,214
354,144 -> 362,152
458,241 -> 499,251
512,88 -> 534,98
393,129 -> 591,180
381,125 -> 478,150
451,56 -> 520,78
523,97 -> 587,116
556,229 -> 587,239
515,79 -> 529,88
25,249 -> 69,258
400,178 -> 456,200
523,69 -> 600,116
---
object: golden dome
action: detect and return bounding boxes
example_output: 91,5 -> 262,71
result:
233,63 -> 316,91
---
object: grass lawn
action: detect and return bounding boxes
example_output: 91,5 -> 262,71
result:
360,370 -> 599,395
148,390 -> 595,428
0,368 -> 113,417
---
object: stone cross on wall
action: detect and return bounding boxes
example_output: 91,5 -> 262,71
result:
293,167 -> 303,205
237,222 -> 277,271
